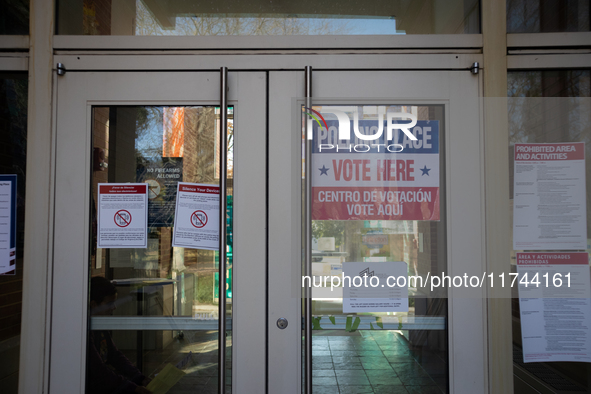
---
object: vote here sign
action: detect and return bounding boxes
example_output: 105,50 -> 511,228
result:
312,120 -> 439,221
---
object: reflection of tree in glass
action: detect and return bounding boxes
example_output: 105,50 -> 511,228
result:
136,1 -> 352,36
313,220 -> 371,262
507,0 -> 590,33
312,221 -> 345,248
507,0 -> 540,33
508,71 -> 590,143
0,0 -> 28,34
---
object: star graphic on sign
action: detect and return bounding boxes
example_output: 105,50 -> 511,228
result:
420,165 -> 431,176
319,165 -> 330,176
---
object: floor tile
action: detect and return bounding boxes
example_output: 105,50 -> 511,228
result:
404,386 -> 443,394
359,356 -> 388,363
351,337 -> 377,342
337,375 -> 371,385
314,351 -> 333,356
313,370 -> 336,377
355,342 -> 382,348
335,369 -> 367,377
330,345 -> 357,351
331,350 -> 360,357
391,364 -> 427,376
421,364 -> 446,375
378,344 -> 407,350
357,350 -> 385,356
386,355 -> 414,364
313,362 -> 334,370
367,376 -> 403,386
398,376 -> 437,386
372,385 -> 409,394
313,376 -> 338,386
333,362 -> 363,370
332,356 -> 361,364
339,386 -> 374,394
431,377 -> 447,390
365,370 -> 398,378
312,386 -> 340,394
382,350 -> 410,357
362,362 -> 394,370
314,356 -> 334,363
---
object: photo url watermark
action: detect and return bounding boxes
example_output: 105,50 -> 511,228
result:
302,272 -> 572,292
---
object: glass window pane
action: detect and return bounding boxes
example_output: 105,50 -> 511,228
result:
57,0 -> 480,35
306,105 -> 448,393
507,0 -> 590,33
0,0 -> 29,34
87,106 -> 233,393
508,71 -> 591,391
0,73 -> 28,394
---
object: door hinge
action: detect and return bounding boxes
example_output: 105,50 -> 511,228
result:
470,62 -> 479,75
57,63 -> 66,76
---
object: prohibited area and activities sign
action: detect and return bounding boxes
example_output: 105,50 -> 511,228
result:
172,182 -> 220,250
97,184 -> 148,248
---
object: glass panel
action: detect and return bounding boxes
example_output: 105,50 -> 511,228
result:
57,0 -> 480,35
87,106 -> 233,393
507,0 -> 590,33
508,71 -> 591,391
0,73 -> 27,393
0,0 -> 29,34
305,105 -> 448,393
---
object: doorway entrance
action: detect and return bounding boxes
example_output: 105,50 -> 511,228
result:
49,54 -> 485,394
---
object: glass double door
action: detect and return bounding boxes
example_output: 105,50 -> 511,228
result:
268,70 -> 486,394
50,61 -> 486,394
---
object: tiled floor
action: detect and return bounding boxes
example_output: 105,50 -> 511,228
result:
140,330 -> 232,394
117,329 -> 445,394
311,330 -> 447,394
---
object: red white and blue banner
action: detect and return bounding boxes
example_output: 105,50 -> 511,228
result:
312,120 -> 440,221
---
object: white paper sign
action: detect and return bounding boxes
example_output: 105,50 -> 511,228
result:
0,175 -> 17,275
343,261 -> 408,313
97,183 -> 148,249
513,143 -> 587,250
517,253 -> 591,363
172,182 -> 219,250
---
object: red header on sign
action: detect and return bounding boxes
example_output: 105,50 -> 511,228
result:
514,143 -> 584,161
516,252 -> 588,265
99,185 -> 147,194
179,184 -> 219,194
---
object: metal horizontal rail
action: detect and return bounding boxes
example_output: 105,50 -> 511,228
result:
91,316 -> 232,331
311,315 -> 445,331
91,315 -> 443,331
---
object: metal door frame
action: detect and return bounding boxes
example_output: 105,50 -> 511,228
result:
48,52 -> 485,394
267,65 -> 486,394
49,69 -> 266,393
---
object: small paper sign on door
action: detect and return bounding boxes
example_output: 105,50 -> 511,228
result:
97,183 -> 148,249
343,261 -> 408,313
172,182 -> 220,250
0,175 -> 17,275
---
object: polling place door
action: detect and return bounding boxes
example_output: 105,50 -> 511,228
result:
49,69 -> 268,393
267,65 -> 487,394
48,53 -> 485,394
